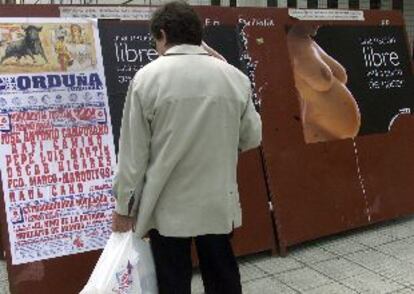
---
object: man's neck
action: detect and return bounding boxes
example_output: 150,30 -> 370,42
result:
161,43 -> 175,55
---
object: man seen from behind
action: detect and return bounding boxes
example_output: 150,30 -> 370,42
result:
112,2 -> 262,293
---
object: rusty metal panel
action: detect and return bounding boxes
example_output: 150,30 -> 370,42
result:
194,7 -> 278,256
0,4 -> 60,17
261,9 -> 414,253
233,149 -> 275,256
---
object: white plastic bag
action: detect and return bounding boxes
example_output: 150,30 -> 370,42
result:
80,232 -> 158,294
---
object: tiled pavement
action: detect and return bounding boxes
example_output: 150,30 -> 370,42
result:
2,216 -> 414,293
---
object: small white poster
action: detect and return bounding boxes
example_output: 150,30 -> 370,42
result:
59,6 -> 156,20
289,9 -> 365,21
0,18 -> 116,264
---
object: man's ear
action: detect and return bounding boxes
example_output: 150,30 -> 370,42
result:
160,29 -> 167,44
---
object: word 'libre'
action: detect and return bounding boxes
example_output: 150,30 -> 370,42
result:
362,46 -> 400,68
115,42 -> 158,63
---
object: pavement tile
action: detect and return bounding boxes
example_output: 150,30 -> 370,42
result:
318,237 -> 368,256
380,224 -> 414,240
191,261 -> 271,292
192,269 -> 285,294
252,255 -> 303,275
302,282 -> 358,294
310,256 -> 371,280
238,259 -> 269,282
349,229 -> 400,247
375,239 -> 414,263
275,267 -> 333,292
356,255 -> 414,288
344,249 -> 398,271
0,261 -> 9,293
290,245 -> 336,264
0,262 -> 8,282
242,276 -> 297,294
397,235 -> 414,245
400,218 -> 414,230
340,271 -> 405,294
389,288 -> 414,294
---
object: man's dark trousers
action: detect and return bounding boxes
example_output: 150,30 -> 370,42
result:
149,229 -> 242,294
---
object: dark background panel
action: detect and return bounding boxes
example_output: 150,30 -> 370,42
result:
204,25 -> 245,71
98,21 -> 154,96
98,20 -> 155,153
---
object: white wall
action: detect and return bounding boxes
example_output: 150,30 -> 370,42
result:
318,0 -> 327,8
381,0 -> 393,10
298,0 -> 308,8
47,0 -> 223,5
404,0 -> 414,51
278,0 -> 288,7
236,0 -> 266,7
338,0 -> 349,9
359,0 -> 370,9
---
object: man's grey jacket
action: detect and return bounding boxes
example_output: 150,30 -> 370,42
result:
113,44 -> 262,238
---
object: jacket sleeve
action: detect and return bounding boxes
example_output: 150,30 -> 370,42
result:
113,79 -> 151,217
238,93 -> 262,152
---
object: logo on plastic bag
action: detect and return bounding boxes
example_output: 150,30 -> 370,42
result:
113,260 -> 134,294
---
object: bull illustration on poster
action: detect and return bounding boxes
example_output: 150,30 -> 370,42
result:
0,22 -> 96,73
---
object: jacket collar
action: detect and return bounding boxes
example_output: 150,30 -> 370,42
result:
164,44 -> 208,56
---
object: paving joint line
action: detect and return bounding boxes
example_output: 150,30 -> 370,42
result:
340,248 -> 414,289
279,253 -> 359,293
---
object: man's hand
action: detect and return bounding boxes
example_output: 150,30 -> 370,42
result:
112,211 -> 135,232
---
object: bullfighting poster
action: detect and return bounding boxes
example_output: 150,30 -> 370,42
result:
0,18 -> 116,265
